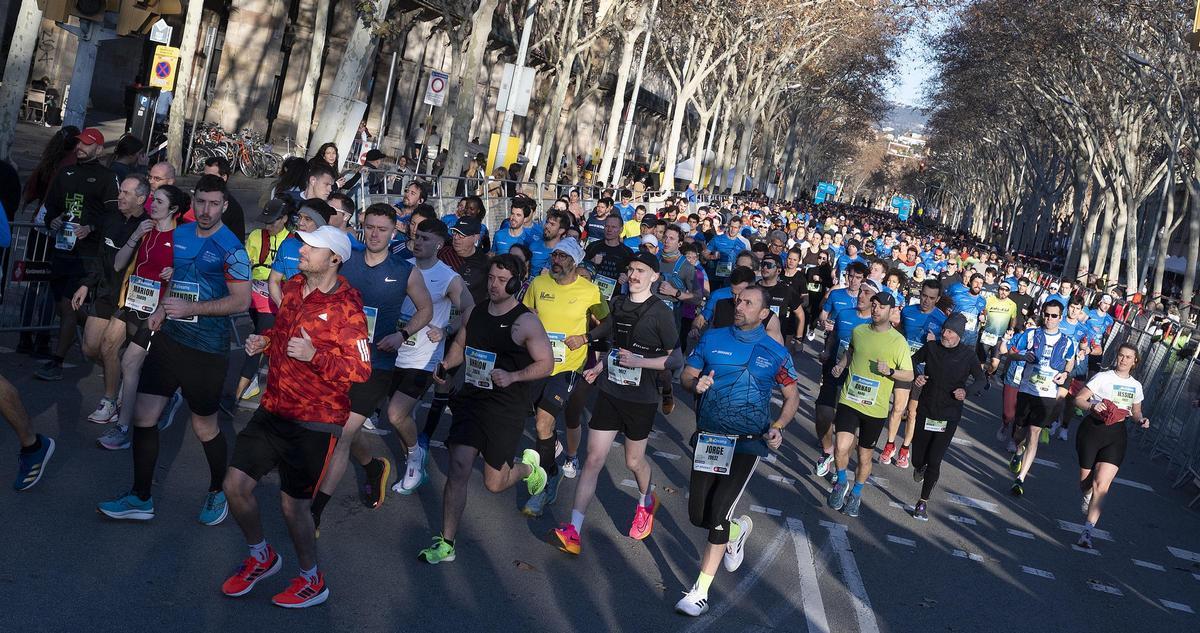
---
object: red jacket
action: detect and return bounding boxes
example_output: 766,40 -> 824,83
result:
262,274 -> 372,425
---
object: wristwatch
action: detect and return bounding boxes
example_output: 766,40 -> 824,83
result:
886,367 -> 895,377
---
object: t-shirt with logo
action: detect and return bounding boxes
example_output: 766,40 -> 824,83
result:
340,250 -> 413,369
838,324 -> 913,419
162,222 -> 251,354
396,260 -> 459,372
271,234 -> 303,281
899,305 -> 946,353
523,272 -> 605,375
1084,370 -> 1144,419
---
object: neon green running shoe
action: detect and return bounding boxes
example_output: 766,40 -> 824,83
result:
521,448 -> 547,496
417,535 -> 456,565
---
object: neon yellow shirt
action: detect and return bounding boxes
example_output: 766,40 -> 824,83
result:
523,272 -> 605,375
839,324 -> 913,419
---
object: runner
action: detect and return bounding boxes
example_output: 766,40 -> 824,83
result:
236,197 -> 295,403
416,254 -> 553,564
946,273 -> 987,351
1049,297 -> 1093,441
653,223 -> 699,413
1071,343 -> 1148,549
675,285 -> 799,616
268,200 -> 334,306
583,213 -> 634,302
802,250 -> 834,341
492,196 -> 536,255
827,289 -> 912,518
553,252 -> 680,554
98,175 -> 251,523
5,374 -> 55,491
879,279 -> 946,468
813,280 -> 879,478
705,215 -> 746,289
817,261 -> 867,331
758,254 -> 806,354
906,314 -> 986,521
220,225 -> 371,608
979,280 -> 1017,374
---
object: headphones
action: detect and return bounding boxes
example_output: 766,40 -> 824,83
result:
493,254 -> 524,296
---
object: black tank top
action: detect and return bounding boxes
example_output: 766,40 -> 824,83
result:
458,301 -> 534,410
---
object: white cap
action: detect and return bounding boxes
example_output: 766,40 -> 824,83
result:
641,234 -> 660,247
298,225 -> 352,262
551,237 -> 584,266
1101,293 -> 1113,304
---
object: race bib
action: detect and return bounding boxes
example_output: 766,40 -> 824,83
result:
595,275 -> 617,301
1110,384 -> 1137,410
606,349 -> 642,386
769,305 -> 781,316
693,432 -> 736,475
548,332 -> 567,364
924,418 -> 948,433
1030,367 -> 1058,395
124,275 -> 161,313
363,306 -> 378,343
251,279 -> 270,299
807,282 -> 822,293
845,374 -> 881,407
166,281 -> 199,323
464,347 -> 496,389
716,261 -> 733,277
909,340 -> 924,354
963,318 -> 978,331
55,222 -> 78,251
981,331 -> 999,346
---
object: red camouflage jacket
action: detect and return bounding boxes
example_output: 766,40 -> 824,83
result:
261,274 -> 372,425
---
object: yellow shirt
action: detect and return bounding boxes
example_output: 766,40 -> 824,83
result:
245,227 -> 292,282
622,219 -> 642,240
839,324 -> 913,419
523,272 -> 604,375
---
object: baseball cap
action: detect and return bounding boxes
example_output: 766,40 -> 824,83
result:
628,251 -> 661,273
871,290 -> 897,307
298,225 -> 352,262
364,149 -> 386,161
259,196 -> 296,224
78,128 -> 104,146
861,279 -> 881,294
450,216 -> 482,236
998,280 -> 1012,290
298,205 -> 329,228
641,213 -> 658,226
641,234 -> 660,248
552,237 -> 584,266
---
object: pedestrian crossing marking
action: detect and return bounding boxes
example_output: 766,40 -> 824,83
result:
946,493 -> 998,514
1087,581 -> 1122,596
1033,458 -> 1058,469
1057,520 -> 1113,541
1113,477 -> 1154,492
768,474 -> 795,485
952,549 -> 984,562
949,514 -> 977,525
750,504 -> 782,517
1168,546 -> 1200,563
1072,545 -> 1101,556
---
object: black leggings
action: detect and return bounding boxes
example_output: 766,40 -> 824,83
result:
806,291 -> 823,332
909,413 -> 960,501
688,451 -> 758,545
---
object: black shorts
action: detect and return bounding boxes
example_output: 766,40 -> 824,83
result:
1013,391 -> 1057,429
833,403 -> 888,450
908,379 -> 924,402
115,307 -> 154,349
1076,416 -> 1127,469
446,402 -> 524,471
49,255 -> 86,301
230,407 -> 338,499
89,293 -> 119,321
816,357 -> 844,407
391,367 -> 433,400
137,333 -> 227,417
347,367 -> 394,418
533,371 -> 579,418
589,390 -> 657,441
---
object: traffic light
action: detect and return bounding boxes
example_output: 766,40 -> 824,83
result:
117,0 -> 183,36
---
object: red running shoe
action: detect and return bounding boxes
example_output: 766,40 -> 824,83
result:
272,573 -> 329,608
221,548 -> 282,597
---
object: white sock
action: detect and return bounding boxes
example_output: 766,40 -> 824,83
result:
249,540 -> 269,563
639,483 -> 655,507
571,509 -> 585,532
301,565 -> 319,583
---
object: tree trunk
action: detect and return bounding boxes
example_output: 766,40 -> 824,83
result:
731,109 -> 761,194
597,27 -> 641,185
533,48 -> 579,187
711,109 -> 732,190
1105,192 -> 1127,290
440,0 -> 500,200
1151,182 -> 1176,298
1182,178 -> 1199,312
295,0 -> 331,156
0,0 -> 43,162
166,0 -> 206,168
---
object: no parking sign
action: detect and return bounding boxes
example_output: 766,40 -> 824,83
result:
423,71 -> 449,107
148,45 -> 180,91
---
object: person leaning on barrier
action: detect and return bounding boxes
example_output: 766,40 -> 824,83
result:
340,149 -> 387,196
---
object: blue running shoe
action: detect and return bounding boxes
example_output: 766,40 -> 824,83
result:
158,390 -> 183,430
827,480 -> 850,511
522,468 -> 563,517
844,493 -> 862,518
98,493 -> 155,520
199,490 -> 228,525
14,435 -> 55,491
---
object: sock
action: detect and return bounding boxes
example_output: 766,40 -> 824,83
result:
249,540 -> 270,563
300,565 -> 319,583
837,469 -> 848,483
201,432 -> 228,492
441,534 -> 455,547
728,519 -> 742,542
851,482 -> 864,496
639,482 -> 655,507
132,425 -> 160,501
421,393 -> 450,437
900,443 -> 910,450
570,509 -> 585,532
311,491 -> 332,519
20,435 -> 42,454
695,571 -> 714,595
536,436 -> 559,477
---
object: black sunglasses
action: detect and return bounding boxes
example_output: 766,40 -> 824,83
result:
1042,312 -> 1061,318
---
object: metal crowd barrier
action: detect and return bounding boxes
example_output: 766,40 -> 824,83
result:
1,220 -> 58,333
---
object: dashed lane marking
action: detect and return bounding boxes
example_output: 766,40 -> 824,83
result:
620,479 -> 638,489
1159,600 -> 1194,614
949,514 -> 978,525
1006,528 -> 1034,540
653,451 -> 682,461
1168,547 -> 1200,563
1033,458 -> 1059,469
950,437 -> 972,446
823,520 -> 881,633
1113,477 -> 1154,492
1132,559 -> 1166,572
784,517 -> 832,633
1021,566 -> 1055,580
750,505 -> 783,517
887,535 -> 916,548
1057,520 -> 1113,541
768,474 -> 796,485
683,520 -> 793,633
952,549 -> 984,562
1072,545 -> 1101,556
1087,581 -> 1122,596
946,493 -> 999,514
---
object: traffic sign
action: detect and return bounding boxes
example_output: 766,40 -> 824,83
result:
149,19 -> 173,45
497,64 -> 536,117
424,70 -> 449,107
148,45 -> 180,91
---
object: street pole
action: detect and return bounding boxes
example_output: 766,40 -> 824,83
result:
379,50 -> 398,138
612,0 -> 658,187
495,0 -> 537,178
0,0 -> 43,162
62,19 -> 119,129
183,27 -> 217,174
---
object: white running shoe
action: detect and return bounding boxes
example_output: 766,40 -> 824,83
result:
815,452 -> 835,477
88,398 -> 119,424
362,411 -> 391,435
675,585 -> 710,617
724,515 -> 753,572
561,454 -> 580,479
239,376 -> 261,401
394,445 -> 428,494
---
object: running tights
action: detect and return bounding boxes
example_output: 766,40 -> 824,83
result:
909,414 -> 960,500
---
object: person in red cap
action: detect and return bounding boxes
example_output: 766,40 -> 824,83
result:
35,127 -> 119,382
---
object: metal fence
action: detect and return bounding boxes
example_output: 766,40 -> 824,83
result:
1,220 -> 58,333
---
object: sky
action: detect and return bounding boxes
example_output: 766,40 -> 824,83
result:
887,30 -> 934,108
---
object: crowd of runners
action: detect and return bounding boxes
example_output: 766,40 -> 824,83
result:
3,126 -> 1156,614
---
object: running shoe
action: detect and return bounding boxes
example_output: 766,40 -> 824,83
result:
199,490 -> 229,526
394,445 -> 427,495
1008,452 -> 1022,474
913,464 -> 926,483
14,435 -> 55,491
844,492 -> 862,518
814,452 -> 835,478
239,376 -> 261,401
1038,427 -> 1050,444
561,454 -> 580,479
1006,438 -> 1018,454
98,423 -> 131,450
878,441 -> 896,465
912,500 -> 929,521
554,523 -> 582,555
806,329 -> 816,342
361,458 -> 391,508
995,423 -> 1010,442
271,573 -> 329,608
520,448 -> 547,496
417,535 -> 456,564
628,493 -> 659,540
675,585 -> 710,617
894,446 -> 911,469
1010,478 -> 1024,497
723,515 -> 753,572
33,360 -> 62,381
1081,489 -> 1093,516
87,398 -> 119,424
221,547 -> 282,597
827,480 -> 850,510
522,468 -> 562,517
98,492 -> 155,520
661,391 -> 676,415
361,411 -> 390,435
158,390 -> 183,430
1056,427 -> 1069,441
1075,528 -> 1094,549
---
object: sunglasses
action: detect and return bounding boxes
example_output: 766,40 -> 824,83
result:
1042,312 -> 1061,319
760,261 -> 778,268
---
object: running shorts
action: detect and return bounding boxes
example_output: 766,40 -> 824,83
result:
687,450 -> 758,545
230,406 -> 339,499
446,402 -> 525,471
532,371 -> 579,418
1075,416 -> 1128,469
137,332 -> 227,417
589,390 -> 657,441
833,403 -> 888,450
347,367 -> 394,418
1013,391 -> 1057,429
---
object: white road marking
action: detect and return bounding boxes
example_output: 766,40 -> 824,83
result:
1021,566 -> 1055,580
823,521 -> 881,633
949,514 -> 978,525
653,451 -> 682,461
946,493 -> 999,514
647,430 -> 662,439
620,479 -> 638,489
683,521 -> 792,633
1033,458 -> 1059,469
1057,520 -> 1113,541
428,440 -> 446,449
867,475 -> 888,488
818,519 -> 846,530
887,535 -> 916,548
950,437 -> 972,446
1072,545 -> 1101,556
1006,528 -> 1034,540
952,549 -> 984,562
768,474 -> 796,485
1194,572 -> 1200,582
1113,477 -> 1154,492
750,504 -> 782,517
1132,559 -> 1165,572
1087,581 -> 1123,596
1168,546 -> 1200,563
888,501 -> 906,510
763,453 -> 778,464
784,517 -> 832,633
1159,599 -> 1194,614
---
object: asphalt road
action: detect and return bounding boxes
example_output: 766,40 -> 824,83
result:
2,332 -> 1198,633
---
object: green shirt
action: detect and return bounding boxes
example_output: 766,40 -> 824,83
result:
839,324 -> 913,419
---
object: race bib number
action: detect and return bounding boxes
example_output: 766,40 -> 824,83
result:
1030,367 -> 1058,395
55,222 -> 78,251
595,275 -> 617,301
909,340 -> 924,354
807,282 -> 822,293
963,318 -> 978,331
693,432 -> 736,475
548,332 -> 567,364
981,331 -> 999,346
606,349 -> 642,386
166,281 -> 199,323
924,418 -> 948,433
716,261 -> 733,277
1110,384 -> 1137,410
464,347 -> 496,389
251,279 -> 270,299
124,275 -> 161,313
363,306 -> 378,343
845,374 -> 881,407
769,305 -> 781,316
